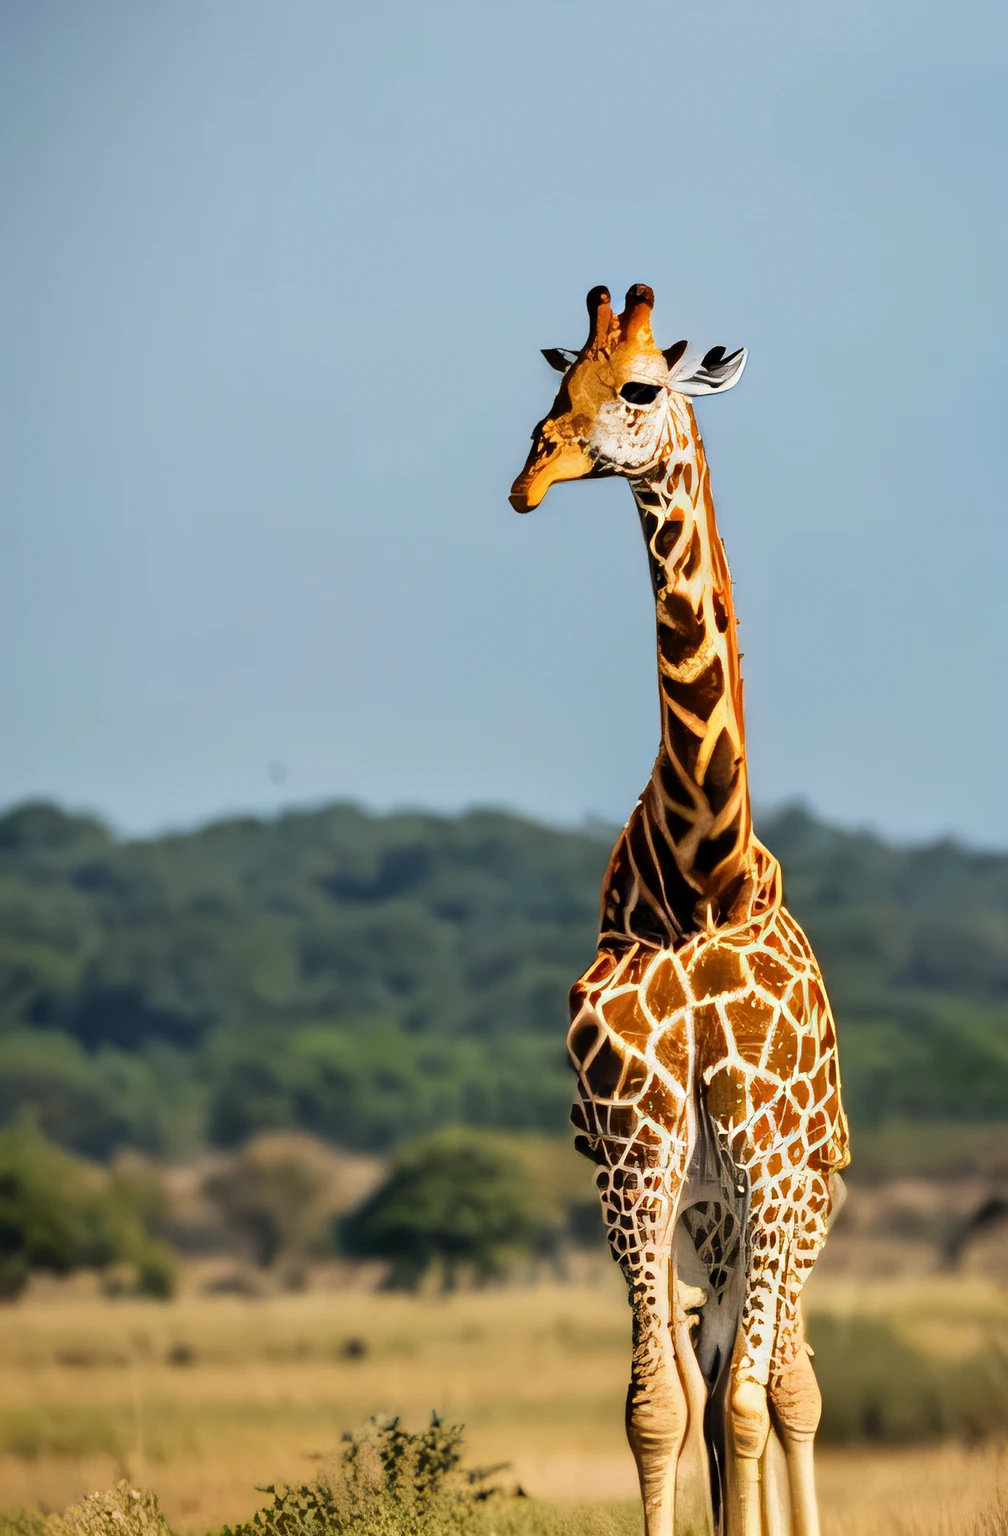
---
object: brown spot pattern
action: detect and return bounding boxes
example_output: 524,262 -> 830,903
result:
567,842 -> 849,1421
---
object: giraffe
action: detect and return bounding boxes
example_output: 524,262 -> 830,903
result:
509,285 -> 849,1536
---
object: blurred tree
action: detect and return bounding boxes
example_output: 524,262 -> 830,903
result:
203,1131 -> 355,1270
0,1123 -> 174,1300
339,1127 -> 559,1289
0,1032 -> 171,1160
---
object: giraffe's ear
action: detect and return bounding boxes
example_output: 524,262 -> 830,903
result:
668,345 -> 747,396
542,347 -> 580,372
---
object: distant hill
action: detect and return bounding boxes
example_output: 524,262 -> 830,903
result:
1,798 -> 1006,1160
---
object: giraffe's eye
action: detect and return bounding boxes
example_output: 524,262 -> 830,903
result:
619,381 -> 663,406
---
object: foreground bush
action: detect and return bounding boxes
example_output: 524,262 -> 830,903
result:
55,1483 -> 170,1536
0,1483 -> 170,1536
222,1413 -> 499,1536
0,1124 -> 174,1300
4,1414 -> 1008,1536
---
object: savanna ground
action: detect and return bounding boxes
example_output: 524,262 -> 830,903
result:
1,1265 -> 1007,1536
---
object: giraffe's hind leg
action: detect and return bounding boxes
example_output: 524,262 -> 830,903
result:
768,1310 -> 820,1536
765,1173 -> 844,1536
599,1155 -> 691,1536
722,1168 -> 836,1536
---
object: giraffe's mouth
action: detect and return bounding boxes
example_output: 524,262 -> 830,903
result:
509,438 -> 599,512
508,484 -> 539,514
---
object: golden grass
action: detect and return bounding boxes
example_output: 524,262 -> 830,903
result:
0,1271 -> 1005,1533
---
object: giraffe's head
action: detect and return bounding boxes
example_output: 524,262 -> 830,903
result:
509,284 -> 746,512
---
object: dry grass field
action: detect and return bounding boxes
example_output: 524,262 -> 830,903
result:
0,1269 -> 1006,1535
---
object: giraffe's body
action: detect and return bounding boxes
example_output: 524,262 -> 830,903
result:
510,286 -> 849,1536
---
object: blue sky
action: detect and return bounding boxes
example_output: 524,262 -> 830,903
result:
2,1 -> 1006,843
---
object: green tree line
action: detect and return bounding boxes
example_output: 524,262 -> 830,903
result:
1,798 -> 1007,1161
0,1121 -> 595,1299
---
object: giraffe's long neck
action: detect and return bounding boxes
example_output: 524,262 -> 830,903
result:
600,398 -> 756,946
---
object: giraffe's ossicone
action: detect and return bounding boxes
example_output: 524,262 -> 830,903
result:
509,285 -> 849,1536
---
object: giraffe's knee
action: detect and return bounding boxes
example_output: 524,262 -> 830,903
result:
729,1377 -> 771,1460
625,1304 -> 688,1464
626,1367 -> 688,1465
770,1347 -> 821,1445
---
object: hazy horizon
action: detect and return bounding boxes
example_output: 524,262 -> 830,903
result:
4,785 -> 1001,860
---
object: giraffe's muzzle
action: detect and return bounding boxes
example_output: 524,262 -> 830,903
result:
509,438 -> 595,512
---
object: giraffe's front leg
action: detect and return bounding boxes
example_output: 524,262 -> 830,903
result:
567,951 -> 700,1536
599,1164 -> 687,1536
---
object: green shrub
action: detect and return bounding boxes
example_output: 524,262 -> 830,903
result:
0,1123 -> 174,1300
222,1413 -> 500,1536
339,1129 -> 559,1290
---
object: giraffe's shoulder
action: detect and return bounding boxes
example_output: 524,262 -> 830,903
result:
570,941 -> 665,1010
568,940 -> 693,1043
768,901 -> 829,980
